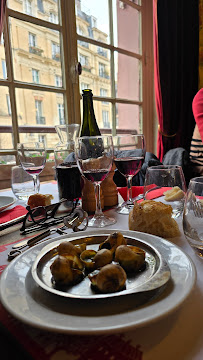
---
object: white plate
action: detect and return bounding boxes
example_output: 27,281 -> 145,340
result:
0,230 -> 196,335
0,196 -> 15,212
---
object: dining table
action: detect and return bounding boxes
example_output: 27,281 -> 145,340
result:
0,180 -> 202,360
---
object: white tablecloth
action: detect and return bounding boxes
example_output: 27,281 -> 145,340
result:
0,182 -> 203,360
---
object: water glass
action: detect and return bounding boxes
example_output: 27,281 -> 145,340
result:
11,165 -> 40,201
144,165 -> 187,218
183,177 -> 203,258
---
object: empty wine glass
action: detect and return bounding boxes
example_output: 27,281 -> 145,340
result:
17,142 -> 46,194
183,177 -> 203,258
113,134 -> 146,214
75,135 -> 116,227
144,165 -> 187,218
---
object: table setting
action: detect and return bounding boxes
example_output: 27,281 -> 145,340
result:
0,132 -> 203,360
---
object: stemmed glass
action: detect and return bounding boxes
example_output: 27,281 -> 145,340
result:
75,135 -> 116,227
113,134 -> 146,214
17,142 -> 46,194
183,177 -> 203,257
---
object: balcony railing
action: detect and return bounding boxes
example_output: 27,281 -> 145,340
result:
0,125 -> 137,135
97,48 -> 107,58
99,72 -> 110,79
78,40 -> 89,48
29,46 -> 43,56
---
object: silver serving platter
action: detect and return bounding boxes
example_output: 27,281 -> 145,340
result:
31,231 -> 171,300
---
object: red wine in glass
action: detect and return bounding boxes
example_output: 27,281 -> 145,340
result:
82,169 -> 108,183
24,166 -> 45,175
114,157 -> 144,177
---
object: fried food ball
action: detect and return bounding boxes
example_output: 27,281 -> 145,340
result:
115,245 -> 145,272
57,241 -> 80,256
88,263 -> 127,293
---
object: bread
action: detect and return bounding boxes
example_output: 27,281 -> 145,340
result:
28,193 -> 54,209
164,186 -> 184,201
129,200 -> 180,238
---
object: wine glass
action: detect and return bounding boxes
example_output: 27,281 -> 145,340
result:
75,135 -> 116,227
17,142 -> 46,194
144,165 -> 187,218
113,134 -> 146,214
183,177 -> 203,258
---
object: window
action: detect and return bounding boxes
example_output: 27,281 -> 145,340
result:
52,42 -> 60,61
102,110 -> 110,128
1,60 -> 7,79
0,0 -> 154,167
55,75 -> 62,87
38,134 -> 46,145
58,104 -> 65,124
35,100 -> 45,124
100,88 -> 108,104
49,12 -> 58,24
80,82 -> 89,92
37,0 -> 44,13
79,53 -> 88,66
25,0 -> 33,15
99,63 -> 108,78
6,95 -> 11,115
32,69 -> 39,83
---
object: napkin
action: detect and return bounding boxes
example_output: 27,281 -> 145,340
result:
0,206 -> 27,224
117,186 -> 144,202
117,186 -> 171,202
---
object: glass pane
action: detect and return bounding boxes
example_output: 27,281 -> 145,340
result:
115,51 -> 141,101
76,0 -> 110,44
9,18 -> 62,86
113,0 -> 141,54
0,86 -> 13,150
0,33 -> 7,80
78,41 -> 111,97
8,0 -> 59,23
16,88 -> 65,149
116,103 -> 141,134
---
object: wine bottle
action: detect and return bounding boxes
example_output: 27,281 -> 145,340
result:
80,89 -> 101,136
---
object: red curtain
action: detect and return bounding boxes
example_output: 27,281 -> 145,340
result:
153,0 -> 164,160
0,0 -> 6,39
153,0 -> 199,161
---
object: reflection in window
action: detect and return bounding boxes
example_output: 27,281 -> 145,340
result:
58,103 -> 65,124
52,42 -> 60,61
35,100 -> 45,124
102,110 -> 110,128
32,69 -> 39,83
25,0 -> 33,15
6,95 -> 11,115
55,75 -> 62,87
2,60 -> 7,79
37,0 -> 44,13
